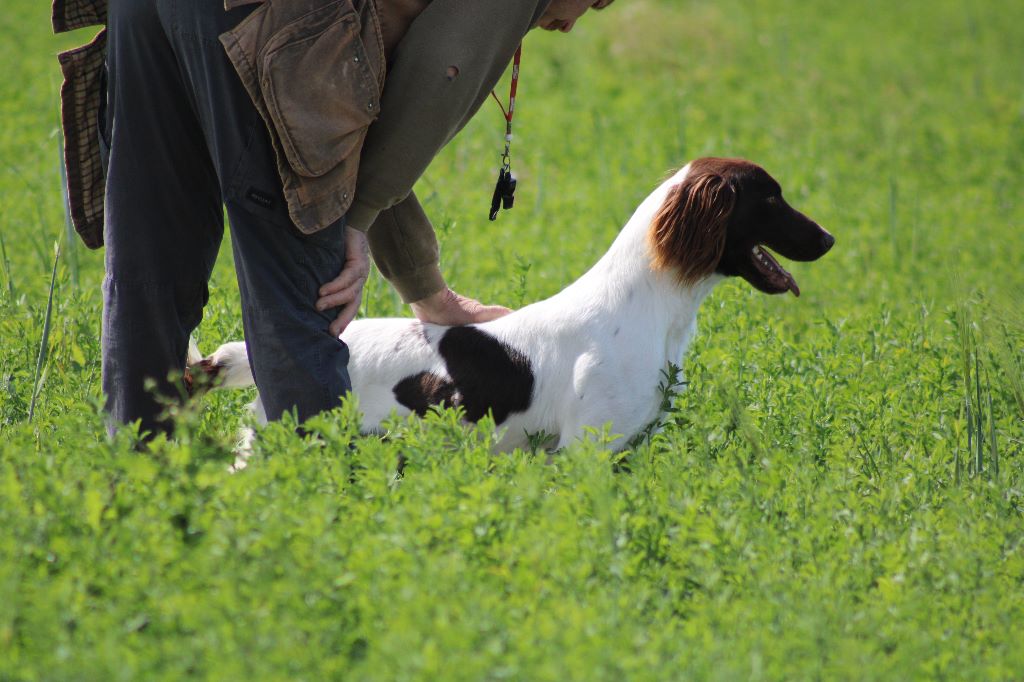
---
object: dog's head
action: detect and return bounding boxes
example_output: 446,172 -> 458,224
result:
648,157 -> 834,295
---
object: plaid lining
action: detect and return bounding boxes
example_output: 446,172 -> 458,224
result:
52,0 -> 106,33
58,28 -> 107,249
54,0 -> 109,249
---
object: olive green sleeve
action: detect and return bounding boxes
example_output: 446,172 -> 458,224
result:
365,192 -> 445,303
346,0 -> 550,237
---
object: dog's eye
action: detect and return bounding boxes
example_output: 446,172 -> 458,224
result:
766,195 -> 781,206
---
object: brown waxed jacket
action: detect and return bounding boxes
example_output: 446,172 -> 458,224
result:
54,0 -> 549,301
218,0 -> 424,235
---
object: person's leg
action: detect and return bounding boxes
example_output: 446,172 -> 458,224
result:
102,0 -> 223,437
168,0 -> 352,422
227,203 -> 352,422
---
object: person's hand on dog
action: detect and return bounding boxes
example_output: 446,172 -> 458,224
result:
318,226 -> 371,337
318,229 -> 511,336
410,287 -> 511,326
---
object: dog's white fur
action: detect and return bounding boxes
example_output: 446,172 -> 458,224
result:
205,163 -> 724,452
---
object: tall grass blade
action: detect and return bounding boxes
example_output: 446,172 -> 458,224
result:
57,122 -> 79,289
28,242 -> 60,423
964,394 -> 972,476
956,305 -> 971,476
0,226 -> 13,299
986,384 -> 998,479
974,349 -> 984,474
955,302 -> 986,478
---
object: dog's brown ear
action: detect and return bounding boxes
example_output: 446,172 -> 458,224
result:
648,171 -> 735,285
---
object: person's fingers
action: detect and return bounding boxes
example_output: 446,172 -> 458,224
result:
410,288 -> 514,325
319,230 -> 370,298
471,303 -> 513,322
329,298 -> 361,337
315,227 -> 370,334
318,265 -> 366,297
316,278 -> 365,311
453,291 -> 512,322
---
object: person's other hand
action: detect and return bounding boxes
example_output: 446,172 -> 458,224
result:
410,287 -> 512,326
317,227 -> 371,337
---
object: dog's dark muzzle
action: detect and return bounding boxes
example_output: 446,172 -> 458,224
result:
763,203 -> 835,262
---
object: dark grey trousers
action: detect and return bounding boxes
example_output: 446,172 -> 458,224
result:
103,0 -> 351,437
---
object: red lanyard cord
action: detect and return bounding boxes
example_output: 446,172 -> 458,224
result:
488,46 -> 522,220
490,45 -> 522,170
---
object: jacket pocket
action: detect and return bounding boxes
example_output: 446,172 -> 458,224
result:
258,1 -> 380,179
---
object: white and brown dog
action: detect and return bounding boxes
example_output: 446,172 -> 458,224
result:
193,158 -> 834,452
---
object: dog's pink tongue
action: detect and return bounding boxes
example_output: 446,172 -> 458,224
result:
786,272 -> 800,297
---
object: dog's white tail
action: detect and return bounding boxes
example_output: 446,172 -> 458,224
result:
187,336 -> 204,366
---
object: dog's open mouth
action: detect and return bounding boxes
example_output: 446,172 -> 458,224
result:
751,245 -> 800,296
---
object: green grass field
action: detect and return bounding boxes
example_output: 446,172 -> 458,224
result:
3,0 -> 1024,678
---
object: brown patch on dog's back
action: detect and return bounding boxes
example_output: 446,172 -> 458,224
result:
391,326 -> 534,424
439,327 -> 533,423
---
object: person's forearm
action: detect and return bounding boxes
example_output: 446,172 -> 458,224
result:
346,0 -> 550,231
366,192 -> 445,303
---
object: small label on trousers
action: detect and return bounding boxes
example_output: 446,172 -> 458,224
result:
246,187 -> 275,209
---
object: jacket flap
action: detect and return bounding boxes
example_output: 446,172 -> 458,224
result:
52,0 -> 106,33
58,28 -> 108,249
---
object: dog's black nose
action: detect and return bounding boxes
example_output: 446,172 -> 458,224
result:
821,232 -> 835,252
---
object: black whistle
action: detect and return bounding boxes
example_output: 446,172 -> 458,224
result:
489,167 -> 517,221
